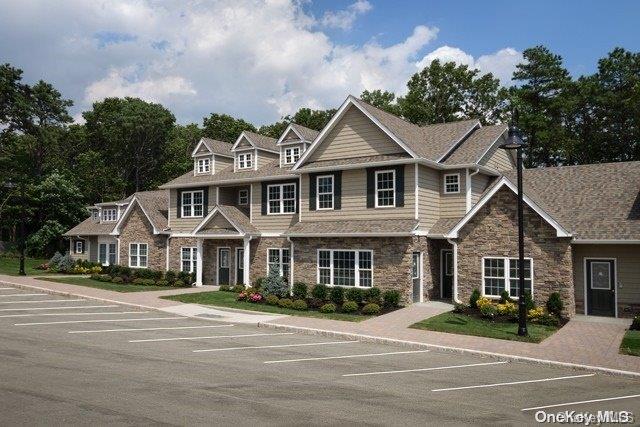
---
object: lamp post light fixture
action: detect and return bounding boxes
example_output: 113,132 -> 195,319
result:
500,125 -> 529,336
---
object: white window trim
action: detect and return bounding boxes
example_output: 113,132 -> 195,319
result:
267,182 -> 297,215
235,247 -> 245,285
316,248 -> 374,288
481,256 -> 534,299
374,169 -> 396,208
283,146 -> 301,165
98,242 -> 117,266
266,248 -> 290,277
129,242 -> 149,269
181,190 -> 204,218
316,174 -> 334,210
102,208 -> 117,222
74,240 -> 84,254
444,173 -> 461,194
237,152 -> 253,170
196,158 -> 211,174
238,189 -> 249,206
180,246 -> 197,273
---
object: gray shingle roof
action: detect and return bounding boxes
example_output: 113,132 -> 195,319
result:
297,154 -> 411,171
443,124 -> 508,165
135,190 -> 169,232
201,137 -> 233,157
243,131 -> 279,152
64,218 -> 116,236
428,218 -> 463,236
291,123 -> 319,141
285,219 -> 418,236
217,205 -> 258,234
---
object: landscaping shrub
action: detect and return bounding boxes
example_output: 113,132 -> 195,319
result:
132,268 -> 162,281
49,252 -> 63,266
365,287 -> 381,304
292,299 -> 308,311
341,301 -> 358,313
56,253 -> 74,272
133,278 -> 155,286
232,284 -> 245,293
219,284 -> 230,292
254,277 -> 266,289
480,303 -> 497,319
476,296 -> 493,310
236,291 -> 248,301
361,303 -> 380,315
533,313 -> 560,327
546,292 -> 564,316
496,301 -> 517,316
165,270 -> 176,284
469,288 -> 481,308
308,298 -> 324,309
95,274 -> 111,282
527,307 -> 545,320
177,271 -> 193,285
249,293 -> 263,303
453,303 -> 466,313
90,274 -> 101,281
330,286 -> 344,305
499,290 -> 512,304
292,282 -> 308,300
320,303 -> 336,313
265,295 -> 280,306
156,280 -> 169,286
111,276 -> 124,284
311,284 -> 329,300
345,288 -> 363,304
278,298 -> 293,309
382,290 -> 401,308
262,270 -> 289,298
173,280 -> 185,287
525,291 -> 535,310
631,315 -> 640,331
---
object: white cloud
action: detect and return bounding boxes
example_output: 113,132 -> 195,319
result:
417,45 -> 523,85
321,0 -> 372,30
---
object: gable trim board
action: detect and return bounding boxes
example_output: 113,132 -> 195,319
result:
192,206 -> 251,236
111,197 -> 165,236
292,96 -> 419,170
232,131 -> 280,154
476,131 -> 512,166
191,138 -> 234,159
276,124 -> 312,145
446,177 -> 572,239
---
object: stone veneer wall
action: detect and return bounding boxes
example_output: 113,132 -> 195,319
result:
426,239 -> 453,300
455,187 -> 575,316
118,205 -> 167,271
202,239 -> 245,286
167,237 -> 197,273
249,237 -> 290,285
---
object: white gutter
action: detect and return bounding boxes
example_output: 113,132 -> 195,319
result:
286,236 -> 294,291
572,239 -> 640,245
165,236 -> 171,271
159,174 -> 298,189
447,238 -> 462,304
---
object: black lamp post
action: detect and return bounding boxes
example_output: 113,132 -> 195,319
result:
500,125 -> 528,336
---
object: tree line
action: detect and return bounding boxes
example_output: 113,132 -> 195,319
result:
0,45 -> 638,256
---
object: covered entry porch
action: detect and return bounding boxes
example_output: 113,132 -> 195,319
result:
194,235 -> 251,287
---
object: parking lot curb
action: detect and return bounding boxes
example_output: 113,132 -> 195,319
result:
258,321 -> 640,379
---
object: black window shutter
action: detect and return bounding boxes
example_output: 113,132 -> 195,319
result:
395,165 -> 405,207
261,182 -> 268,215
176,190 -> 182,218
309,173 -> 317,211
334,171 -> 342,210
366,168 -> 375,208
202,187 -> 209,216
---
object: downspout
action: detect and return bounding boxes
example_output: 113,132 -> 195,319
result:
165,236 -> 171,271
286,236 -> 294,293
466,167 -> 480,213
447,238 -> 462,304
115,236 -> 121,265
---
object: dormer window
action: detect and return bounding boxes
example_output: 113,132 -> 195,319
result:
91,210 -> 99,221
196,158 -> 211,174
283,147 -> 300,165
102,208 -> 117,222
237,153 -> 253,169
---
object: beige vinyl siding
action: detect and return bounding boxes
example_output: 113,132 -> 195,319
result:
218,185 -> 250,215
88,236 -> 98,262
257,149 -> 278,168
300,165 -> 415,221
249,182 -> 299,232
573,244 -> 640,316
168,186 -> 216,232
471,173 -> 492,205
308,106 -> 405,162
236,136 -> 253,149
440,169 -> 466,218
417,165 -> 440,230
215,155 -> 233,171
70,238 -> 89,261
282,129 -> 300,142
482,143 -> 515,171
193,155 -> 213,176
201,213 -> 235,231
195,144 -> 211,155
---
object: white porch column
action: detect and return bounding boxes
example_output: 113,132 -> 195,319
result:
195,238 -> 204,287
243,237 -> 251,287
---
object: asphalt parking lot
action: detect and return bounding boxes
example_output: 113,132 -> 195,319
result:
1,285 -> 640,426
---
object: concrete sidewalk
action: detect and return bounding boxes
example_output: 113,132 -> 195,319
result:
260,302 -> 640,376
0,274 -> 285,324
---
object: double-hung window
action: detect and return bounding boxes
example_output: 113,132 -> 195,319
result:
237,153 -> 253,169
267,248 -> 290,281
482,257 -> 533,298
238,189 -> 249,205
267,183 -> 296,214
129,243 -> 148,268
102,208 -> 117,222
316,175 -> 334,210
317,249 -> 373,288
444,173 -> 460,193
375,170 -> 395,207
196,158 -> 211,173
181,247 -> 197,273
74,240 -> 84,254
283,147 -> 300,164
181,190 -> 204,218
99,243 -> 117,266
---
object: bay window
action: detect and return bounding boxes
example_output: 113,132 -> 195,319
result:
317,249 -> 373,287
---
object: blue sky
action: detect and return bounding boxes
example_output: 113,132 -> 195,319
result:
0,1 -> 637,125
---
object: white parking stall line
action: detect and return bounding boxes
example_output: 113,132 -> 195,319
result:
0,287 -> 16,290
69,324 -> 234,334
0,299 -> 86,304
0,294 -> 46,298
129,332 -> 294,343
432,373 -> 595,392
264,350 -> 432,364
0,305 -> 118,312
0,311 -> 148,319
342,361 -> 509,377
193,341 -> 359,353
522,394 -> 640,412
15,317 -> 184,326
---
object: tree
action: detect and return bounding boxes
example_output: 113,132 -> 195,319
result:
360,89 -> 400,115
399,59 -> 508,126
288,108 -> 336,131
83,97 -> 175,194
154,123 -> 203,185
202,113 -> 256,143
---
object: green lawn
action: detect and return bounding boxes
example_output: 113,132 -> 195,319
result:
410,311 -> 559,343
620,330 -> 640,356
163,291 -> 372,322
40,277 -> 182,293
0,256 -> 51,276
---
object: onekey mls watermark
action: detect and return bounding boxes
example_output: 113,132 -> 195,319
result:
534,410 -> 634,425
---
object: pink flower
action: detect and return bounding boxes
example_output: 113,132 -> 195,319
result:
250,293 -> 263,302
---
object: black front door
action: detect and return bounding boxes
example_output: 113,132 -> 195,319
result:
586,259 -> 616,317
236,248 -> 244,285
218,248 -> 230,285
412,252 -> 421,303
441,250 -> 453,299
